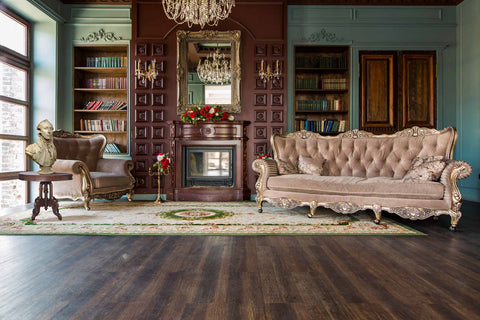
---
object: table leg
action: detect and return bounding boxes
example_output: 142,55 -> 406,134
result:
30,182 -> 62,221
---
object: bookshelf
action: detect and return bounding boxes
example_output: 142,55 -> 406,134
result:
294,45 -> 350,135
73,45 -> 129,155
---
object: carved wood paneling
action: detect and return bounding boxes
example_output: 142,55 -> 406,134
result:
359,52 -> 396,132
401,52 -> 436,128
254,110 -> 267,122
254,94 -> 267,106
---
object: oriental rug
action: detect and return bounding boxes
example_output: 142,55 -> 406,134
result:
0,201 -> 423,235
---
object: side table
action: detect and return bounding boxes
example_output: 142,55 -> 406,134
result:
18,172 -> 73,221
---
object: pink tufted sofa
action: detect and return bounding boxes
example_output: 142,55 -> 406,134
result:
252,127 -> 472,230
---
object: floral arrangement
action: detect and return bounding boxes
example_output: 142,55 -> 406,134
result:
180,105 -> 234,124
257,152 -> 273,159
153,153 -> 171,174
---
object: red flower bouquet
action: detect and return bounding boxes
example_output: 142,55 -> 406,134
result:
180,105 -> 234,125
153,153 -> 171,174
257,152 -> 273,159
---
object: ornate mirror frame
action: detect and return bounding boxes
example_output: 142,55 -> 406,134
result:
176,30 -> 241,114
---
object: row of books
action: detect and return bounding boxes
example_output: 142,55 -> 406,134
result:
296,99 -> 343,111
104,143 -> 123,154
79,100 -> 127,111
322,78 -> 348,90
83,77 -> 127,89
295,78 -> 348,90
295,119 -> 346,133
296,56 -> 348,69
85,56 -> 127,68
79,119 -> 127,132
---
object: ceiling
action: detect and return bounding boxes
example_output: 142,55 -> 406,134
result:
60,0 -> 463,6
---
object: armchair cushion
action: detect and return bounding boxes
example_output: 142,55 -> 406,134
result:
90,172 -> 133,189
275,159 -> 298,175
54,134 -> 105,171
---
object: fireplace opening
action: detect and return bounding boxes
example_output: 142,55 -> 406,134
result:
182,146 -> 235,188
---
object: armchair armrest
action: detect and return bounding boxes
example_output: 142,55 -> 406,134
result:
440,160 -> 472,211
96,158 -> 134,176
252,158 -> 279,195
53,159 -> 90,176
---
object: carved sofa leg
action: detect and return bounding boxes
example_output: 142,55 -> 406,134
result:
449,210 -> 462,231
127,190 -> 133,202
308,201 -> 318,218
372,205 -> 382,224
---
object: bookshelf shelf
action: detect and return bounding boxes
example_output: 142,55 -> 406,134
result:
73,45 -> 129,155
294,45 -> 350,134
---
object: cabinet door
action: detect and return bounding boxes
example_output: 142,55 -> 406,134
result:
400,51 -> 436,128
359,52 -> 397,133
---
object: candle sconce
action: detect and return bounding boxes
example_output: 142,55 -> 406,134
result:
258,59 -> 281,83
135,59 -> 158,82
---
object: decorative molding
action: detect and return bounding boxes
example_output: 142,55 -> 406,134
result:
301,29 -> 343,43
80,29 -> 122,42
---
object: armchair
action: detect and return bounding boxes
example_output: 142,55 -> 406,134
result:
52,130 -> 135,210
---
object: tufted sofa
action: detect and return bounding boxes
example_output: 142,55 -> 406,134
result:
252,127 -> 472,230
52,130 -> 135,210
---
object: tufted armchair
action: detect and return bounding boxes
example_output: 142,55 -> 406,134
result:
51,130 -> 135,210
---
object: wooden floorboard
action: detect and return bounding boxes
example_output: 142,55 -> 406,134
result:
0,201 -> 480,320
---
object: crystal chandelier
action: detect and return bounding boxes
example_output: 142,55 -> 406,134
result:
197,49 -> 231,85
162,0 -> 235,29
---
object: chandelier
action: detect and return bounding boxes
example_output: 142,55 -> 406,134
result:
162,0 -> 235,29
197,49 -> 231,85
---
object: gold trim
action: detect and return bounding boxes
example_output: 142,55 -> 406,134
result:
176,30 -> 241,114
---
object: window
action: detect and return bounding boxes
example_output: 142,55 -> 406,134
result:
0,7 -> 30,210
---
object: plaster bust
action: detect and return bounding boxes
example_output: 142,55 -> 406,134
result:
25,119 -> 57,174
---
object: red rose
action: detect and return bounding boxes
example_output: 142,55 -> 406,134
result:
206,113 -> 213,120
189,111 -> 195,118
221,111 -> 228,120
161,158 -> 169,170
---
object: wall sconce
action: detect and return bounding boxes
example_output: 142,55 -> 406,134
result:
258,59 -> 281,83
135,59 -> 158,82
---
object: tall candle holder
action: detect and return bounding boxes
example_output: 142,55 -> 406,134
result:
148,153 -> 171,203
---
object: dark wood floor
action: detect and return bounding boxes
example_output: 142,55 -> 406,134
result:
1,202 -> 479,320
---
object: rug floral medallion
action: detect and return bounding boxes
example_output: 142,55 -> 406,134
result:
0,201 -> 423,236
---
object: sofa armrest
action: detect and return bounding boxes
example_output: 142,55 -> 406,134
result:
96,158 -> 134,176
252,158 -> 279,195
440,160 -> 472,211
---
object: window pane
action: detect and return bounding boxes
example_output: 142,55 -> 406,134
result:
205,85 -> 231,104
0,180 -> 26,210
0,139 -> 26,172
0,11 -> 27,56
0,101 -> 26,135
0,62 -> 27,101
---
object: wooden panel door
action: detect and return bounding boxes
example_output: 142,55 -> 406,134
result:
359,52 -> 397,133
400,51 -> 436,128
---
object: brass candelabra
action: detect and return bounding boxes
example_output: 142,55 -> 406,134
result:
148,166 -> 170,203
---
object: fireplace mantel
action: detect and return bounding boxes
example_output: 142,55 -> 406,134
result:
168,121 -> 250,201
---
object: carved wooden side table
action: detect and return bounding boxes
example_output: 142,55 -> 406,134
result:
18,172 -> 72,221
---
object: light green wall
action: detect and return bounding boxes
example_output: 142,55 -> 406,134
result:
288,5 -> 457,134
457,0 -> 480,202
60,4 -> 132,132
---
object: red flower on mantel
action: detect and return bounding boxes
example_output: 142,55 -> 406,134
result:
257,152 -> 273,160
180,105 -> 234,125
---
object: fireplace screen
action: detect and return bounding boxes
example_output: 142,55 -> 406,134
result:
183,146 -> 235,187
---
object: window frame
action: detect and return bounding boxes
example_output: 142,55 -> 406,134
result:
0,6 -> 31,186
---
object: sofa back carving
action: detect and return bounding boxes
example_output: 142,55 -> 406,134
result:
272,127 -> 457,179
53,131 -> 106,171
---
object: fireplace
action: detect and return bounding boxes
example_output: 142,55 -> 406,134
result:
183,146 -> 235,188
169,120 -> 250,201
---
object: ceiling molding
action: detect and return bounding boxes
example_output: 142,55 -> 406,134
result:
287,0 -> 463,5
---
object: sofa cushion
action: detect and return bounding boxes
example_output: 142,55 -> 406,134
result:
298,155 -> 325,175
266,175 -> 444,200
404,156 -> 447,181
275,159 -> 298,175
90,172 -> 132,189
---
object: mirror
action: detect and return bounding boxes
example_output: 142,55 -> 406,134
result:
177,30 -> 241,114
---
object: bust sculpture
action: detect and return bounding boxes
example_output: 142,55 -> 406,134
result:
25,119 -> 57,174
